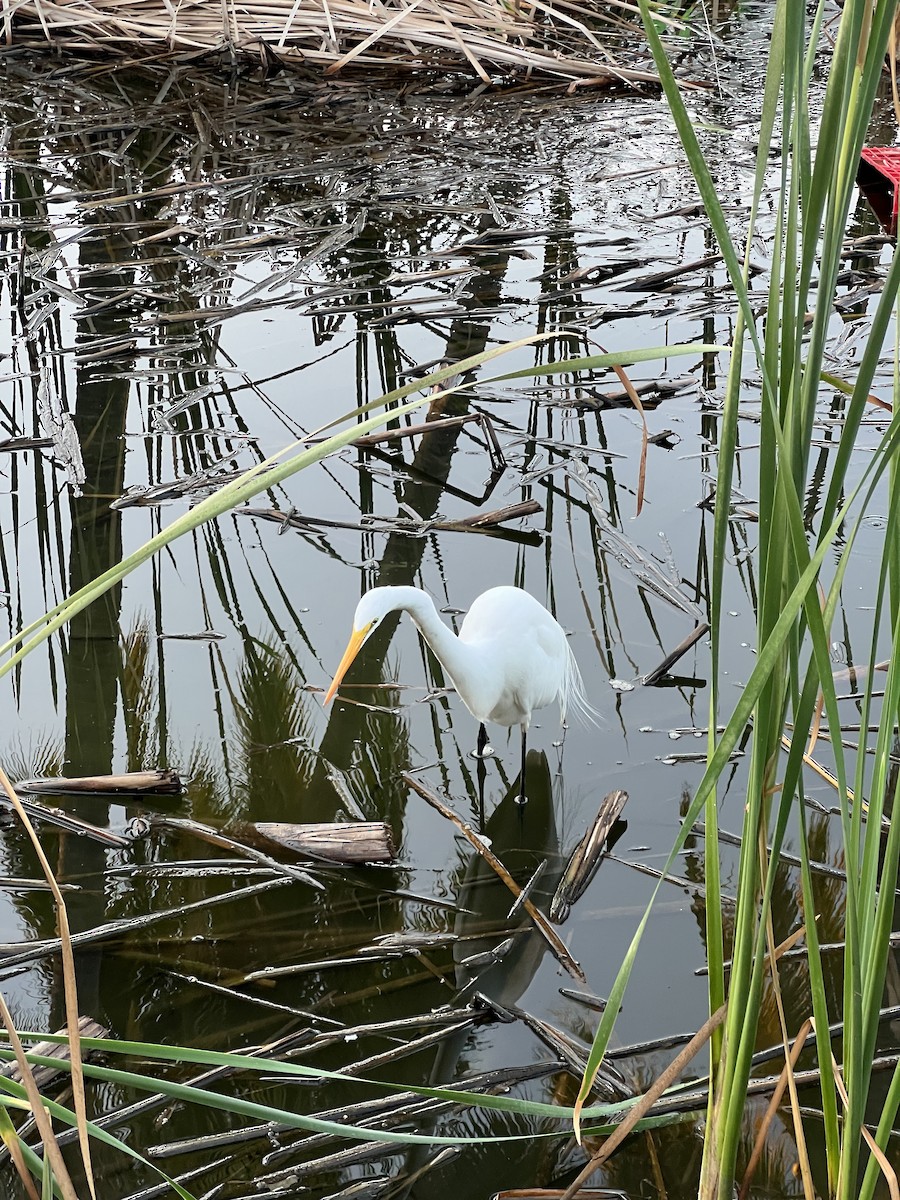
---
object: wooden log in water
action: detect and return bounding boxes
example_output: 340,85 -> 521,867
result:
1,1017 -> 109,1090
15,770 -> 183,796
253,822 -> 396,864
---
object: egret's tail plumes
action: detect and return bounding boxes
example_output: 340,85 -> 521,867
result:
560,640 -> 601,728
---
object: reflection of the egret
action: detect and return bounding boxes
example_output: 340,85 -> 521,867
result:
453,750 -> 561,1004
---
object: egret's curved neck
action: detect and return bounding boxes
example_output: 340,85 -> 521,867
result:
386,587 -> 474,685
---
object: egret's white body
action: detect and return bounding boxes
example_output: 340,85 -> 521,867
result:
324,586 -> 595,798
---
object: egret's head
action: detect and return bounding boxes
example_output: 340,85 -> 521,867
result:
323,589 -> 397,705
352,587 -> 400,633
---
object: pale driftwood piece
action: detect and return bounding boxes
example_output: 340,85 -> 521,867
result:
151,817 -> 324,889
831,657 -> 890,686
550,790 -> 628,924
1,1017 -> 109,1091
15,769 -> 183,796
252,821 -> 396,864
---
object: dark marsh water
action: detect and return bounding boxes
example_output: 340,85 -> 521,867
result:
2,6 -> 900,1196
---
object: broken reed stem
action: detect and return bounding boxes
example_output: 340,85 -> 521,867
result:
151,816 -> 326,886
609,361 -> 648,517
0,1102 -> 41,1198
738,1019 -> 813,1200
828,1045 -> 900,1200
641,622 -> 710,686
0,993 -> 75,1200
401,772 -> 586,982
559,1005 -> 727,1200
762,897 -> 815,1200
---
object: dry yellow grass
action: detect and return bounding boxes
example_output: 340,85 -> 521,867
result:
1,0 -> 667,84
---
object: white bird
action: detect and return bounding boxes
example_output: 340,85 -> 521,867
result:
323,585 -> 596,802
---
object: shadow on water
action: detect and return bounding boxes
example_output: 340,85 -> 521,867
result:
0,27 -> 896,1197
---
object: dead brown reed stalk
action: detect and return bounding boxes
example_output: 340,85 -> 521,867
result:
560,1004 -> 728,1200
0,764 -> 96,1199
0,992 -> 79,1200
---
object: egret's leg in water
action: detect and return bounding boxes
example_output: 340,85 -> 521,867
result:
476,723 -> 488,827
477,723 -> 489,758
518,727 -> 527,805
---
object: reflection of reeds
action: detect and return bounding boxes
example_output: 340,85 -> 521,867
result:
120,618 -> 157,770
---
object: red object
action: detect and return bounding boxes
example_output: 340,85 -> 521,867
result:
858,147 -> 900,233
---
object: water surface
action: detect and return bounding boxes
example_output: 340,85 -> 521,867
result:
0,16 -> 897,1196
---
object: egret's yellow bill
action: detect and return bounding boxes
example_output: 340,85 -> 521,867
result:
323,625 -> 370,704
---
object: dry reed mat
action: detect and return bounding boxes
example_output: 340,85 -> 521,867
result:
0,0 -> 665,85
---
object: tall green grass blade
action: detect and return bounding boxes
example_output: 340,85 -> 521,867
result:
488,342 -> 723,381
575,409 -> 900,1129
0,1076 -> 200,1200
577,14 -> 900,1195
0,1043 -> 698,1145
0,1031 -> 717,1130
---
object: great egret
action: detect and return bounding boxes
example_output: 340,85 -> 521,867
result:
323,585 -> 596,802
